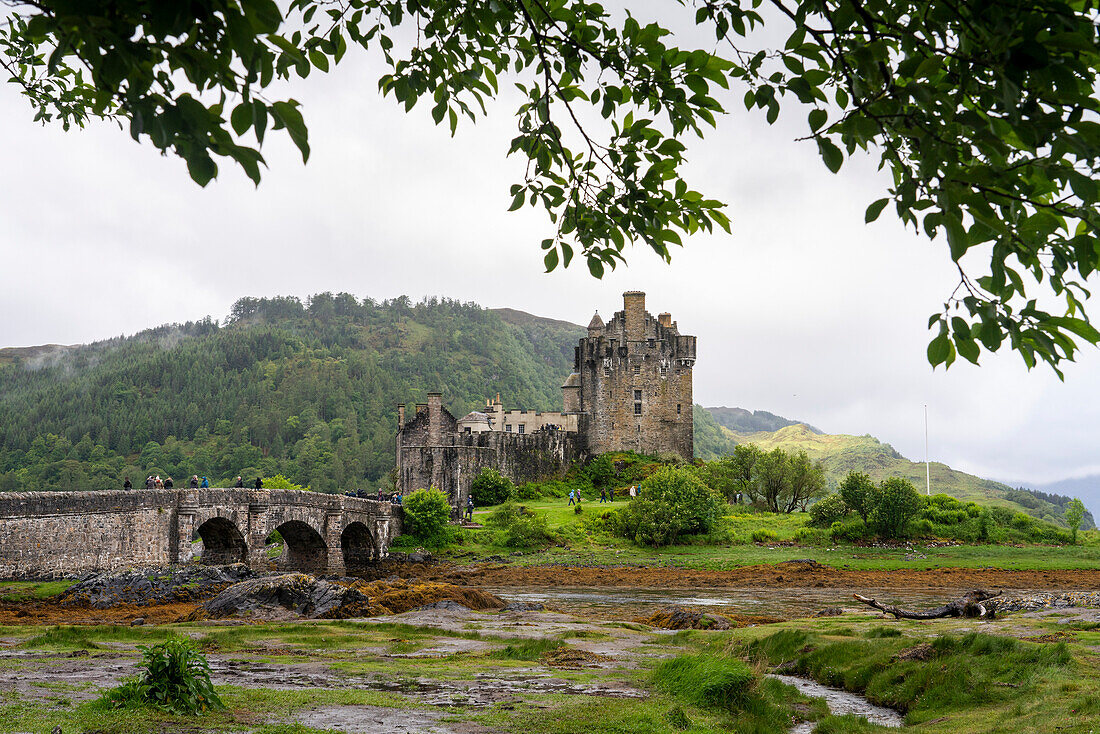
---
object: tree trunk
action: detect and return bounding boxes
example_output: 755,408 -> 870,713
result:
853,589 -> 1001,619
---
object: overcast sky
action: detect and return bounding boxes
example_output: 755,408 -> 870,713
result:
2,11 -> 1099,509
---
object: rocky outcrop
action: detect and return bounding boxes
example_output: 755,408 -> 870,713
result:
58,564 -> 254,608
198,574 -> 375,620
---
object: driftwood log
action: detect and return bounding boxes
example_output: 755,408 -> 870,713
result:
853,589 -> 1002,619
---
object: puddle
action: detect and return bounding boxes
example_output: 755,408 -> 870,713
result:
768,674 -> 903,730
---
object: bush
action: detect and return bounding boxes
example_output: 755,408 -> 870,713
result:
263,474 -> 309,491
752,528 -> 778,543
471,468 -> 515,506
616,466 -> 726,546
912,518 -> 934,537
402,488 -> 452,542
830,516 -> 872,543
870,478 -> 925,539
809,493 -> 849,527
486,502 -> 557,548
102,638 -> 223,715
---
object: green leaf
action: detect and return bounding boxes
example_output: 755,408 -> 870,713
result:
864,198 -> 889,223
186,154 -> 217,187
230,103 -> 252,136
308,48 -> 329,72
927,333 -> 950,366
808,108 -> 827,132
544,249 -> 559,272
816,138 -> 843,173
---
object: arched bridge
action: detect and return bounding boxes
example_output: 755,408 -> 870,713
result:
0,489 -> 402,579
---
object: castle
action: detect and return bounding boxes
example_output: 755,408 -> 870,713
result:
395,292 -> 696,511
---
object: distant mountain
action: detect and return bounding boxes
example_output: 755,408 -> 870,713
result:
706,406 -> 821,434
999,475 -> 1100,524
716,421 -> 1095,530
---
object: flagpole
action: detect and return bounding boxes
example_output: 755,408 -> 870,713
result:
924,404 -> 930,495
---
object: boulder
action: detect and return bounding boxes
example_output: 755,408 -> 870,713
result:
199,574 -> 375,620
58,564 -> 255,608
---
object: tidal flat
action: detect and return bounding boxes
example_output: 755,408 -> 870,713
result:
2,577 -> 1100,734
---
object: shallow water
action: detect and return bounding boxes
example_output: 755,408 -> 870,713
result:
768,674 -> 904,730
485,585 -> 1013,618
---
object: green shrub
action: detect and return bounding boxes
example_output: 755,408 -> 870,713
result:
830,517 -> 872,543
752,528 -> 779,543
486,502 -> 557,549
616,466 -> 725,546
470,468 -> 515,506
912,518 -> 934,536
809,493 -> 849,527
653,654 -> 755,709
101,638 -> 223,715
402,488 -> 453,542
263,474 -> 309,491
870,478 -> 925,539
1011,511 -> 1034,530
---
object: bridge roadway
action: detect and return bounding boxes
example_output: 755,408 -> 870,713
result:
0,488 -> 402,579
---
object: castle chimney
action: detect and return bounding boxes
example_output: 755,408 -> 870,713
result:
427,392 -> 443,445
398,403 -> 406,426
658,312 -> 672,328
623,291 -> 645,342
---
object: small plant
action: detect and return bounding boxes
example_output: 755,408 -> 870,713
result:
102,638 -> 223,715
809,493 -> 849,527
402,487 -> 453,543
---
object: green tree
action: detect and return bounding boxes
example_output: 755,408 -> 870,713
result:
470,468 -> 515,507
1065,498 -> 1086,543
870,478 -> 926,540
838,471 -> 876,524
617,466 -> 725,546
6,2 -> 1100,369
402,487 -> 452,541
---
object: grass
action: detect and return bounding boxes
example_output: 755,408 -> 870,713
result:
455,499 -> 1100,570
0,580 -> 74,602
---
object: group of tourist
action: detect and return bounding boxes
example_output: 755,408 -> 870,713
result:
570,485 -> 637,504
122,475 -> 264,490
345,488 -> 403,505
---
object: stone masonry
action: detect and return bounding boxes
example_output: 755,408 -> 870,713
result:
396,292 -> 695,512
0,488 -> 401,579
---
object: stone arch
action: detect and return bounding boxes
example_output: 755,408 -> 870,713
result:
196,517 -> 248,565
341,521 -> 377,573
274,520 -> 328,573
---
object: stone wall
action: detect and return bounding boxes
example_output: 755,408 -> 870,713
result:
398,429 -> 586,514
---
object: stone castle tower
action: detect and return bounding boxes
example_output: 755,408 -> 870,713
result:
563,291 -> 696,458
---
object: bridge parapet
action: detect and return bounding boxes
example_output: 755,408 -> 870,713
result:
0,488 -> 401,579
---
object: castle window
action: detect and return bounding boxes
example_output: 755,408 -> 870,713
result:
647,338 -> 655,348
633,364 -> 640,375
634,390 -> 642,401
677,403 -> 682,415
518,423 -> 525,434
465,426 -> 472,433
506,424 -> 512,432
634,403 -> 642,415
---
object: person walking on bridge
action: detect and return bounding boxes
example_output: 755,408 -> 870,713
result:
200,476 -> 210,488
189,475 -> 199,488
234,476 -> 244,488
164,476 -> 173,489
254,476 -> 263,489
122,477 -> 132,491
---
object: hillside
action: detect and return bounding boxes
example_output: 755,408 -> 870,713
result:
707,406 -> 821,434
721,422 -> 1095,529
0,294 -> 584,494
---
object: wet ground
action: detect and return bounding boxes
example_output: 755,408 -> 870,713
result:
769,675 -> 904,731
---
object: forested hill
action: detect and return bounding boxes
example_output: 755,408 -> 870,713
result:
0,294 -> 584,493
